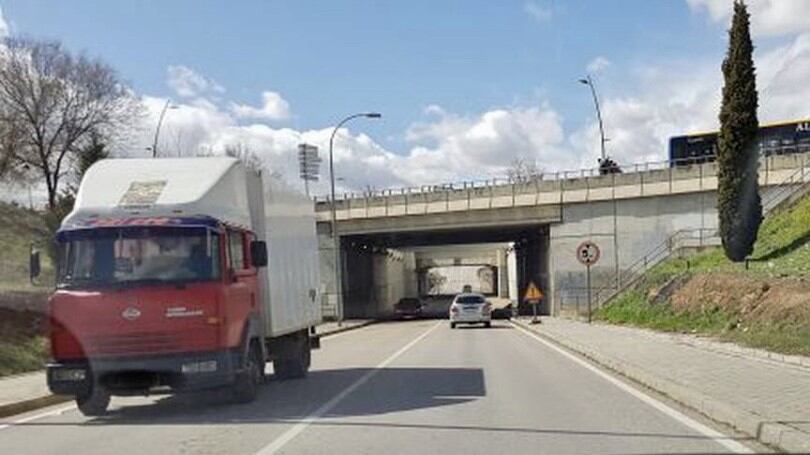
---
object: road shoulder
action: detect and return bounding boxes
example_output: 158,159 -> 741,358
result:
512,317 -> 810,454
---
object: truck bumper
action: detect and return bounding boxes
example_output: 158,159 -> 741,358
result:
47,350 -> 242,396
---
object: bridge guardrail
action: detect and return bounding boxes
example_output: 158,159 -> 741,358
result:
315,151 -> 810,221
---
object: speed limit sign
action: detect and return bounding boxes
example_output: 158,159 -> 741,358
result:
577,240 -> 600,324
576,241 -> 601,266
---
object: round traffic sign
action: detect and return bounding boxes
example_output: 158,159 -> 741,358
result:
576,241 -> 601,266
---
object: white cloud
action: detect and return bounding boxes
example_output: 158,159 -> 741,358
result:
573,31 -> 810,167
8,1 -> 810,205
136,90 -> 571,194
572,61 -> 722,166
556,3 -> 810,168
407,105 -> 568,176
230,91 -> 291,121
136,93 -> 406,193
687,0 -> 810,37
0,6 -> 10,38
135,24 -> 810,196
757,33 -> 810,121
586,56 -> 611,74
524,1 -> 552,23
167,65 -> 225,98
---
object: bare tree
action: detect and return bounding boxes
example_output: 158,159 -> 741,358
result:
506,157 -> 542,183
163,128 -> 192,157
362,184 -> 377,197
224,142 -> 265,173
0,37 -> 141,210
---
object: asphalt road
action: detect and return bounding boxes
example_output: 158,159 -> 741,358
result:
0,320 -> 758,454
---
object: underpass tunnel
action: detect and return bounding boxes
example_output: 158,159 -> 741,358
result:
338,224 -> 551,319
514,227 -> 551,316
411,243 -> 511,317
340,238 -> 376,319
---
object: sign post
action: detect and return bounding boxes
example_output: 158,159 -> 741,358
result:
576,241 -> 601,323
524,281 -> 543,324
297,143 -> 321,197
586,264 -> 592,323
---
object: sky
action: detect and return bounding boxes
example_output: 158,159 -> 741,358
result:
1,0 -> 810,196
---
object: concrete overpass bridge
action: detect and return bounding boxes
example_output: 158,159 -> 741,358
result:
315,152 -> 810,319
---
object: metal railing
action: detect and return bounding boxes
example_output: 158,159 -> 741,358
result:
315,154 -> 708,203
314,150 -> 810,205
586,228 -> 720,308
320,300 -> 339,321
590,158 -> 810,310
316,160 -> 721,220
314,153 -> 810,226
761,160 -> 810,213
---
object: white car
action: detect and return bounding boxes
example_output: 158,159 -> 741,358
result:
449,293 -> 491,328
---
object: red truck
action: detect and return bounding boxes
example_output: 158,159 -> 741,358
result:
33,157 -> 322,416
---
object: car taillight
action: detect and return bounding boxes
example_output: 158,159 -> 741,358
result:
450,305 -> 459,314
483,303 -> 492,313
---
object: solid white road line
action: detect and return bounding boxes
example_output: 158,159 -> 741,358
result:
0,404 -> 76,431
255,320 -> 442,455
511,323 -> 753,454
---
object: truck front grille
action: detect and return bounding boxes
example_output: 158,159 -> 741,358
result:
83,331 -> 183,356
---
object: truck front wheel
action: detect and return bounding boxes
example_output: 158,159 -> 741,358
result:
76,383 -> 110,417
232,342 -> 263,404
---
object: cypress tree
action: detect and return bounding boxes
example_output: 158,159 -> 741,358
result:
717,0 -> 761,262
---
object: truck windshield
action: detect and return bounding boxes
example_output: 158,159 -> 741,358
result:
56,226 -> 220,289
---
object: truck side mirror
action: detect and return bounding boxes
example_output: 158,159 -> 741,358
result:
29,249 -> 41,284
250,240 -> 268,268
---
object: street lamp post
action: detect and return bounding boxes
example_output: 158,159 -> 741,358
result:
579,75 -> 606,161
152,99 -> 177,158
579,74 -> 620,293
329,112 -> 381,326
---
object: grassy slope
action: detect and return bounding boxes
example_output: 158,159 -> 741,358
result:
0,202 -> 53,292
0,202 -> 51,375
0,308 -> 47,376
597,193 -> 810,356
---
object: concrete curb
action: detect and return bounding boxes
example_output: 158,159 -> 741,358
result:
317,320 -> 377,338
666,335 -> 810,370
0,394 -> 70,419
512,319 -> 810,454
589,321 -> 810,371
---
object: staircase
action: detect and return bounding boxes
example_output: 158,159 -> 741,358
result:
592,161 -> 810,309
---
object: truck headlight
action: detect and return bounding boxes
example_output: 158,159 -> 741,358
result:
53,368 -> 86,381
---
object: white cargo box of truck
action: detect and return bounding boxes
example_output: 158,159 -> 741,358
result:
64,157 -> 321,338
245,167 -> 322,336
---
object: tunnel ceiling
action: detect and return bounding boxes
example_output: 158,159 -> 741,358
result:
344,224 -> 547,248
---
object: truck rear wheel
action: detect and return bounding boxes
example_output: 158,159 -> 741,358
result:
76,382 -> 110,417
274,331 -> 310,380
232,342 -> 263,404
